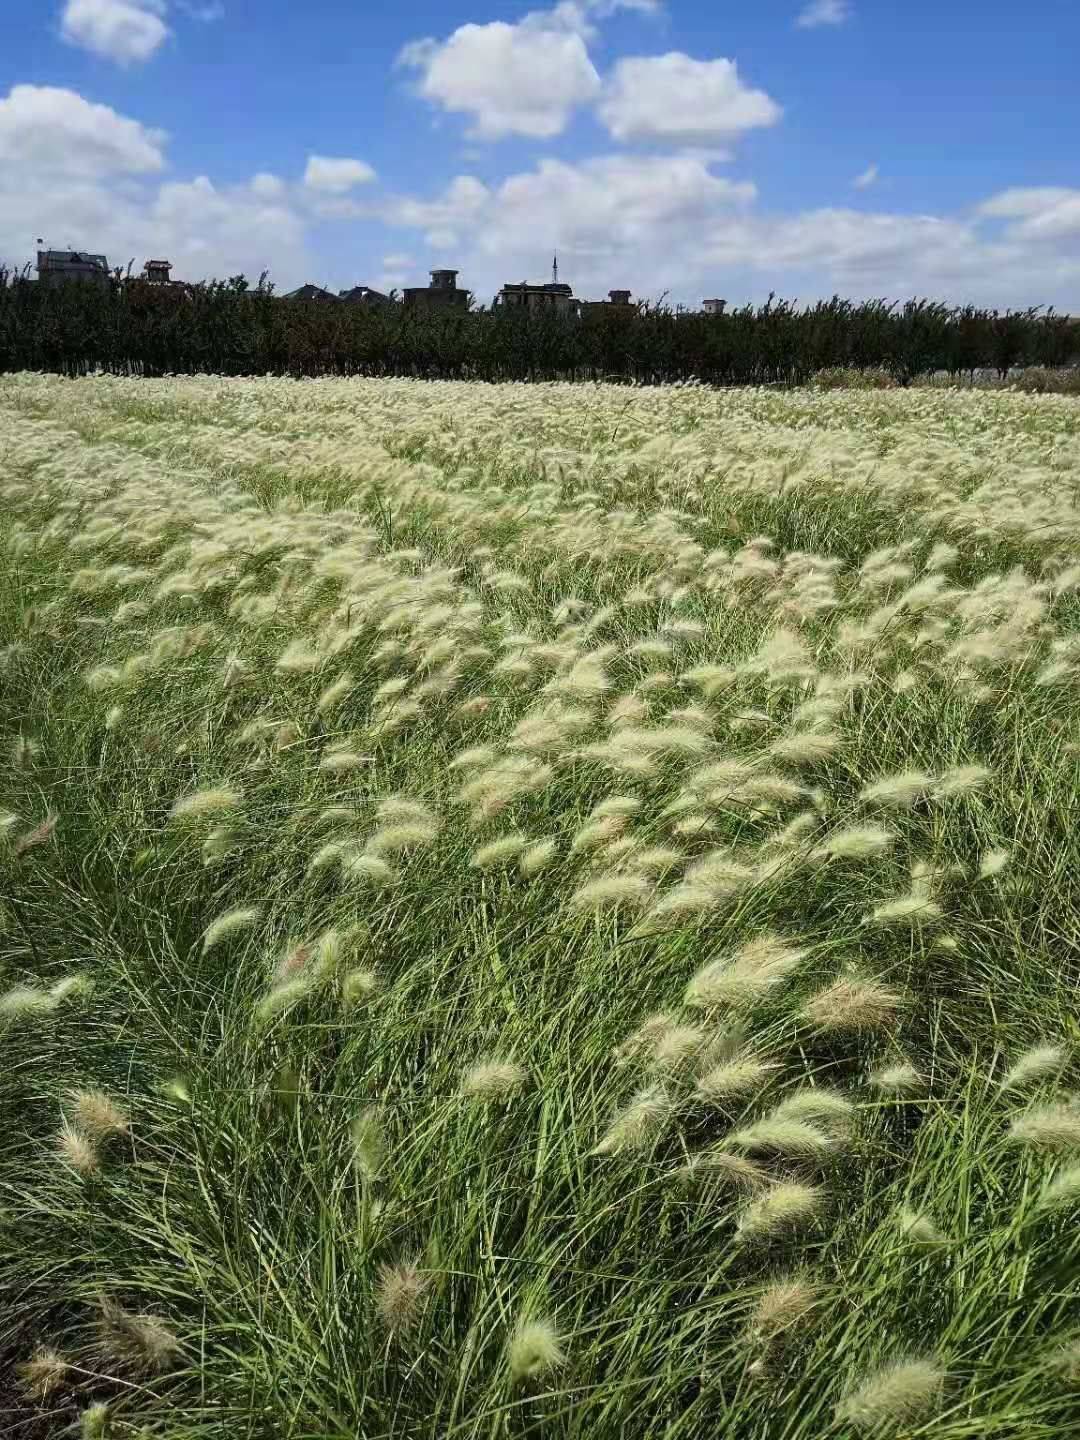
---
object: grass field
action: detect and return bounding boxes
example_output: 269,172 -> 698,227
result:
2,371 -> 1080,1440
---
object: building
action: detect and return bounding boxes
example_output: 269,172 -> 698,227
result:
36,248 -> 110,287
283,283 -> 339,302
702,298 -> 726,315
494,255 -> 590,315
403,269 -> 469,310
496,280 -> 577,314
142,259 -> 173,285
581,289 -> 635,313
339,285 -> 390,306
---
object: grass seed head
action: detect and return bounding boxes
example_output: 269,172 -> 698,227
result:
9,734 -> 41,769
696,1057 -> 777,1103
1038,1163 -> 1080,1212
70,1088 -> 129,1140
570,874 -> 652,912
686,933 -> 807,1010
520,838 -> 559,876
365,819 -> 441,856
319,749 -> 367,774
81,1403 -> 109,1440
97,1298 -> 181,1374
650,1024 -> 705,1071
1008,1104 -> 1080,1151
869,1061 -> 925,1096
19,1345 -> 69,1400
202,905 -> 260,953
593,1085 -> 672,1155
509,1318 -> 565,1383
343,851 -> 396,885
342,968 -> 380,1007
680,1150 -> 768,1190
771,1087 -> 855,1131
898,1207 -> 948,1249
1000,1044 -> 1066,1092
869,891 -> 943,926
0,984 -> 54,1020
816,823 -> 894,861
726,1117 -> 836,1158
351,1106 -> 384,1182
169,787 -> 242,823
472,835 -> 530,868
769,731 -> 841,766
933,764 -> 991,798
316,672 -> 354,714
800,978 -> 905,1034
460,1060 -> 528,1101
735,1181 -> 824,1242
256,976 -> 312,1023
748,1277 -> 819,1342
202,826 -> 239,866
375,1260 -> 429,1333
835,1357 -> 945,1434
978,846 -> 1011,879
56,1121 -> 99,1176
13,812 -> 58,856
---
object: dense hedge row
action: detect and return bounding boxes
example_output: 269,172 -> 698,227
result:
1,270 -> 1078,384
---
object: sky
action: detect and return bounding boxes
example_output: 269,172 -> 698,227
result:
2,0 -> 1079,309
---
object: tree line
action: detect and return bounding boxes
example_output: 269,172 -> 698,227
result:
1,270 -> 1077,385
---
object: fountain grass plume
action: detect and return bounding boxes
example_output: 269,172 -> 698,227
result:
835,1357 -> 945,1434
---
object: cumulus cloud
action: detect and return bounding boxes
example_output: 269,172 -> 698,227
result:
381,153 -> 1080,311
303,155 -> 377,194
250,171 -> 285,199
380,153 -> 756,299
3,82 -> 1079,315
384,175 -> 491,244
0,84 -> 165,175
853,163 -> 879,189
796,1 -> 852,29
598,53 -> 781,145
0,84 -> 310,287
398,5 -> 603,139
60,0 -> 171,64
979,187 -> 1080,244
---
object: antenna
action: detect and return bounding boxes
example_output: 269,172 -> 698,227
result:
552,252 -> 558,287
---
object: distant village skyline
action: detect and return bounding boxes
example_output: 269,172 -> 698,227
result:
31,245 -> 711,313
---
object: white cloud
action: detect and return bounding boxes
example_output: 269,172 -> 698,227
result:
250,172 -> 285,199
384,175 -> 491,246
1,164 -> 309,286
0,84 -> 311,287
598,53 -> 781,145
398,7 -> 601,139
3,78 -> 1079,322
853,163 -> 879,189
979,187 -> 1077,219
61,0 -> 170,65
303,155 -> 377,194
148,175 -> 309,278
979,187 -> 1080,244
382,154 -> 1080,311
0,84 -> 165,175
381,153 -> 755,299
796,1 -> 852,29
708,208 -> 975,280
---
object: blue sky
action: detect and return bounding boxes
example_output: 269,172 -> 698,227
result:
2,1 -> 1078,307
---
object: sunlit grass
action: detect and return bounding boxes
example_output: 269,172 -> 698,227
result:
1,370 -> 1080,1438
